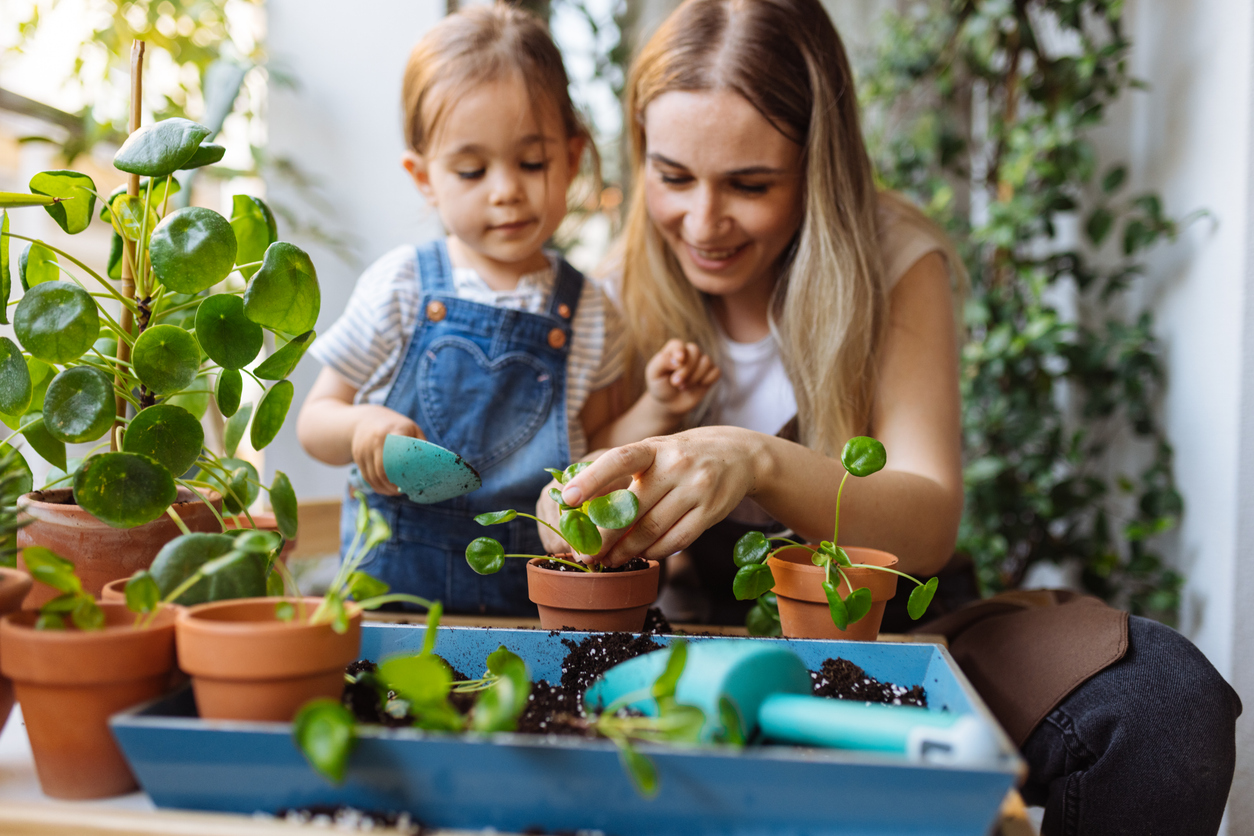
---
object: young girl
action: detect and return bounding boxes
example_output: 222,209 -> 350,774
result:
296,4 -> 719,616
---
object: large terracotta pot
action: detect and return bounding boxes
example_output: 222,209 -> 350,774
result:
0,567 -> 32,733
768,546 -> 899,641
527,557 -> 661,632
176,597 -> 361,722
17,487 -> 223,608
0,602 -> 177,799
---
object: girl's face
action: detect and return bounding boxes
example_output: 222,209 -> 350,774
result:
643,89 -> 804,310
405,75 -> 583,278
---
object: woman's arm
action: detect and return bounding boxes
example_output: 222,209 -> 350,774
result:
296,366 -> 424,496
558,253 -> 963,575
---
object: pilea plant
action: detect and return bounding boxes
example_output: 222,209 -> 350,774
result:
732,437 -> 939,631
0,114 -> 318,534
465,461 -> 641,574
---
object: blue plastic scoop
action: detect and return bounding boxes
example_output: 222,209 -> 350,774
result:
583,640 -> 1000,766
381,435 -> 481,504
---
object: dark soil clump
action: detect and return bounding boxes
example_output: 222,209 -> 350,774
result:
810,657 -> 927,707
535,556 -> 650,573
560,631 -> 663,697
642,606 -> 673,634
516,679 -> 594,737
277,805 -> 423,833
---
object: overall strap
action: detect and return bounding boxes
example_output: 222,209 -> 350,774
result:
547,257 -> 585,322
415,239 -> 455,293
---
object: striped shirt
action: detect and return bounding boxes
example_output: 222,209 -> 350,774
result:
309,243 -> 626,460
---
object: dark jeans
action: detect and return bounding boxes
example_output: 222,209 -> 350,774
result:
1020,615 -> 1241,836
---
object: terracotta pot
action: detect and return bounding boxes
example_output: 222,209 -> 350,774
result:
223,511 -> 297,560
99,577 -> 128,604
176,597 -> 361,722
526,557 -> 661,632
0,602 -> 177,799
768,546 -> 900,641
0,568 -> 32,733
18,487 -> 223,609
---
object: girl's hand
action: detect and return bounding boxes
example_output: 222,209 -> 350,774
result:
645,339 -> 721,416
351,406 -> 425,496
558,427 -> 765,567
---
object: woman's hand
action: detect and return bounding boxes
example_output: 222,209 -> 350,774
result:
557,427 -> 767,566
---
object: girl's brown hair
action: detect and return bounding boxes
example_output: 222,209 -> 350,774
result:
402,3 -> 597,180
621,0 -> 956,455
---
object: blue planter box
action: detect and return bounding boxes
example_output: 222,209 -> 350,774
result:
111,624 -> 1023,836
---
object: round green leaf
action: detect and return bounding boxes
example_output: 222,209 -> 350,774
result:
150,207 -> 238,294
229,195 -> 277,280
73,452 -> 177,528
270,471 -> 298,540
149,532 -> 263,605
0,337 -> 31,416
223,401 -> 252,458
124,570 -> 160,614
250,380 -> 293,451
907,576 -> 939,620
113,117 -> 211,177
71,597 -> 105,631
292,698 -> 356,784
106,231 -> 124,281
42,366 -> 114,443
181,142 -> 225,170
0,444 -> 33,497
840,436 -> 887,478
132,324 -> 201,395
823,580 -> 850,630
20,415 -> 66,471
346,570 -> 388,602
216,368 -> 242,417
123,404 -> 204,476
195,294 -> 262,370
242,242 -> 321,335
466,537 -> 505,575
844,586 -> 873,625
29,170 -> 96,235
108,194 -> 158,243
378,653 -> 452,706
733,531 -> 770,567
559,508 -> 601,556
19,242 -> 58,289
14,281 -> 99,363
585,489 -> 639,530
197,456 -> 260,515
733,563 -> 775,600
474,509 -> 517,526
101,178 -> 181,223
745,594 -> 781,637
254,330 -> 314,380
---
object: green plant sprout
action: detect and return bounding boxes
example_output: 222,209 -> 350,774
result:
465,462 -> 640,575
0,113 -> 319,539
731,437 -> 939,631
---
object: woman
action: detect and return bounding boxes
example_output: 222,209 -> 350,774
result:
541,1 -> 1239,834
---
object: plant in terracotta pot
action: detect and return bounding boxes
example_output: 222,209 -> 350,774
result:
175,492 -> 439,723
731,437 -> 939,640
465,462 -> 659,631
0,446 -> 33,733
1,110 -> 316,606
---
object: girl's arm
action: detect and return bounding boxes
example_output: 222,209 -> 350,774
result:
556,253 -> 963,576
296,367 -> 424,496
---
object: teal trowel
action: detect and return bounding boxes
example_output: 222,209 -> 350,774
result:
382,434 -> 482,504
584,640 -> 1001,766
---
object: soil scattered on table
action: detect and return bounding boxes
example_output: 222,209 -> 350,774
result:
810,657 -> 927,707
276,805 -> 423,833
535,556 -> 650,573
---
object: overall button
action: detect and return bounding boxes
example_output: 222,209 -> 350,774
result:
547,328 -> 568,349
426,300 -> 447,322
557,303 -> 572,319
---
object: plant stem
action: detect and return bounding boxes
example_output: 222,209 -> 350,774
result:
164,505 -> 191,536
2,233 -> 139,313
176,479 -> 228,530
832,470 -> 849,546
113,38 -> 144,450
844,564 -> 924,586
513,512 -> 569,551
503,553 -> 592,573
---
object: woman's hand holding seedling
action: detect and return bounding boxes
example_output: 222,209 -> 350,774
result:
645,339 -> 720,417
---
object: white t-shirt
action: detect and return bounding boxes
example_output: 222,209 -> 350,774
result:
310,242 -> 626,460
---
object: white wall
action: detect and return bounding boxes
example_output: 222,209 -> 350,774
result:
264,0 -> 446,499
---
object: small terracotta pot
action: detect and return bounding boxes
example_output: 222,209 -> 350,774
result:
0,567 -> 32,733
0,602 -> 177,799
527,557 -> 661,632
768,546 -> 899,641
99,577 -> 128,604
176,597 -> 361,722
18,487 -> 223,609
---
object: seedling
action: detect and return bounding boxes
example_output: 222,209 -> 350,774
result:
731,437 -> 938,631
465,462 -> 640,574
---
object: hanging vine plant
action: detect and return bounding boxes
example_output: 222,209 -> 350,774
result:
861,0 -> 1193,620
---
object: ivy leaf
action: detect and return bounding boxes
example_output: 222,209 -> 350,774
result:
908,576 -> 939,620
1086,207 -> 1114,246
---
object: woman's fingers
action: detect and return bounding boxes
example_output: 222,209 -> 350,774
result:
561,441 -> 658,507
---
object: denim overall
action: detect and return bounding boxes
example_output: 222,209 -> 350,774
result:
340,240 -> 582,615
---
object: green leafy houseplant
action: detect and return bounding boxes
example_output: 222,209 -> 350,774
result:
733,437 -> 938,632
465,462 -> 641,574
0,114 -> 317,535
861,0 -> 1187,617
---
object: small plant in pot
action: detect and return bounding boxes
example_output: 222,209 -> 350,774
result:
174,491 -> 441,723
732,437 -> 939,640
0,446 -> 33,733
465,462 -> 659,632
1,106 -> 317,605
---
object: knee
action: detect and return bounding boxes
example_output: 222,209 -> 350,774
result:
1124,616 -> 1241,725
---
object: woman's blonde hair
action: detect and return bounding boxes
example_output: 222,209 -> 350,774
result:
402,4 -> 598,195
621,0 -> 951,455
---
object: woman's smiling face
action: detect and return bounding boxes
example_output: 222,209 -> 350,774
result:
642,89 -> 804,309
